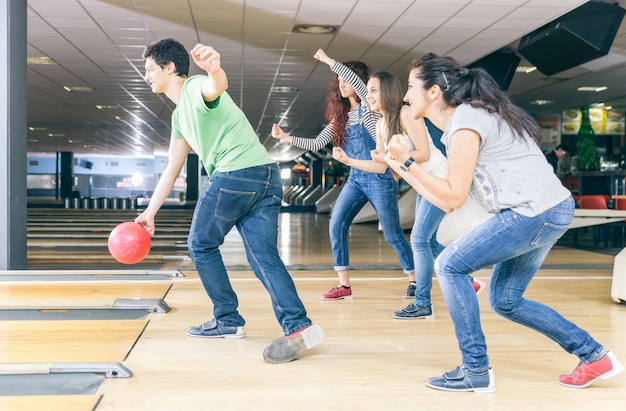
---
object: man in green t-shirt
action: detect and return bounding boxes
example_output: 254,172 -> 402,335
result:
135,38 -> 323,363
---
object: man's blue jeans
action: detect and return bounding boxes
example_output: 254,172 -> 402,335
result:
188,163 -> 312,335
411,194 -> 445,307
435,197 -> 605,373
330,169 -> 414,274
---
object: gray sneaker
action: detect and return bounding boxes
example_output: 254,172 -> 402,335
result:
392,303 -> 434,319
263,324 -> 324,364
427,366 -> 495,393
186,318 -> 245,339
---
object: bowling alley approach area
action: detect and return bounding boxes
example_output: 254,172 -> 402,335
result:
0,206 -> 622,410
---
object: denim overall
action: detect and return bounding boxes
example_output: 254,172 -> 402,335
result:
329,106 -> 414,273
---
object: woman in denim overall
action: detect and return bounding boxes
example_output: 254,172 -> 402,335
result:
328,105 -> 413,300
272,49 -> 414,300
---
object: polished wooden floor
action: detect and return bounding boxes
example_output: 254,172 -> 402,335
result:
1,208 -> 625,410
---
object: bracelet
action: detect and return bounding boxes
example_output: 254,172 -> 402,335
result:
399,157 -> 415,172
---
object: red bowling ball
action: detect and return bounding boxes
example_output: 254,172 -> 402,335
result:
107,222 -> 151,264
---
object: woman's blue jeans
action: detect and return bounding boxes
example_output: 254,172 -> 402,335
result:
434,197 -> 605,373
411,194 -> 445,306
330,169 -> 414,274
188,163 -> 312,335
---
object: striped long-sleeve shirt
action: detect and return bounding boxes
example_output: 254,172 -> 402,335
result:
290,61 -> 380,151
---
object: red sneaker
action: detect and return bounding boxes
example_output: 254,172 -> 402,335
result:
320,285 -> 353,300
472,278 -> 486,295
559,351 -> 624,388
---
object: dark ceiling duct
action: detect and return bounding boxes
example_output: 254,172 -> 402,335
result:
517,1 -> 625,76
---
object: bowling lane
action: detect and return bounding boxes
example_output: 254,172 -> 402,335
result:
27,208 -> 193,266
0,280 -> 173,309
0,270 -> 175,404
0,320 -> 148,363
0,395 -> 101,411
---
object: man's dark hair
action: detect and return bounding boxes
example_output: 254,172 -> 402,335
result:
143,38 -> 189,77
556,144 -> 568,152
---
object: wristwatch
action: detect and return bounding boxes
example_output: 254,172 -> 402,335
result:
399,157 -> 415,172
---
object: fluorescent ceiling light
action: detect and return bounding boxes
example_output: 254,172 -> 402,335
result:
292,24 -> 338,34
530,100 -> 555,105
63,86 -> 96,92
272,86 -> 299,93
27,56 -> 56,64
590,102 -> 612,110
577,86 -> 608,92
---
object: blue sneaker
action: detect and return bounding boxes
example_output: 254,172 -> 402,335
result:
187,318 -> 245,339
403,282 -> 416,299
392,303 -> 434,319
427,366 -> 495,393
263,324 -> 324,364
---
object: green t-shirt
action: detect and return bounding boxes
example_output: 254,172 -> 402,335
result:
171,75 -> 273,176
